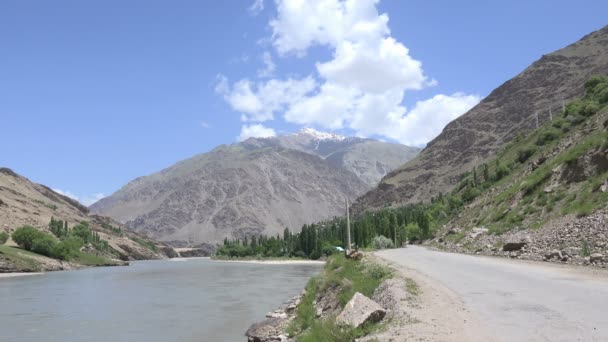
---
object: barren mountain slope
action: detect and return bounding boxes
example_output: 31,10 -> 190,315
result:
91,146 -> 368,245
354,25 -> 608,212
91,130 -> 418,246
243,128 -> 420,187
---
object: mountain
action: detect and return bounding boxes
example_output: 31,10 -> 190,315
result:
354,25 -> 608,213
90,129 -> 419,246
429,75 -> 608,264
0,167 -> 175,272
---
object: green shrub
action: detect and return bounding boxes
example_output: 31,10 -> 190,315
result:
564,99 -> 586,117
495,162 -> 510,180
12,226 -> 44,251
31,234 -> 57,257
371,235 -> 394,250
461,186 -> 481,202
535,128 -> 561,146
584,75 -> 608,95
583,102 -> 600,117
0,232 -> 8,245
517,146 -> 537,163
405,223 -> 422,241
51,237 -> 84,260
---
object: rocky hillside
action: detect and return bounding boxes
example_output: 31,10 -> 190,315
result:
90,129 -> 419,246
430,75 -> 608,267
0,167 -> 175,271
354,25 -> 608,212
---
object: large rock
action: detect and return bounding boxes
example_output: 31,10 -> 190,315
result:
590,253 -> 605,264
336,292 -> 386,328
246,317 -> 289,342
503,241 -> 527,252
469,227 -> 489,239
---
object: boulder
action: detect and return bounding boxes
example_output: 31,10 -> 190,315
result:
503,241 -> 527,252
314,285 -> 341,318
469,227 -> 488,239
347,250 -> 364,260
246,317 -> 287,342
336,292 -> 386,328
544,250 -> 562,260
590,253 -> 605,264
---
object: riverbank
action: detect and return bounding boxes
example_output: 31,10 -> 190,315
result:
245,253 -> 403,341
0,272 -> 44,279
213,257 -> 325,265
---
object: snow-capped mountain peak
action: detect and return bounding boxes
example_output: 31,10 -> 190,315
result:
295,127 -> 346,141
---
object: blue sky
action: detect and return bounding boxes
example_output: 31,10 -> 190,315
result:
1,0 -> 606,204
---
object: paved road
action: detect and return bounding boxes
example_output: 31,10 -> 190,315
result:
376,246 -> 608,342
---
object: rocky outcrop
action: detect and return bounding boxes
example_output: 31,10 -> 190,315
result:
91,129 -> 418,245
246,293 -> 303,342
336,292 -> 386,328
354,25 -> 608,212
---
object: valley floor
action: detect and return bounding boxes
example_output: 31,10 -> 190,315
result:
375,246 -> 608,342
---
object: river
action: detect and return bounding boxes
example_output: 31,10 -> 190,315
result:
0,258 -> 322,342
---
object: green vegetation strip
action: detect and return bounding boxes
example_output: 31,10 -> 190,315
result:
288,254 -> 392,341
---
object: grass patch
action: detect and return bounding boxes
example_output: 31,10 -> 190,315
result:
71,252 -> 117,266
0,245 -> 43,271
289,254 -> 392,340
130,236 -> 158,252
405,278 -> 420,297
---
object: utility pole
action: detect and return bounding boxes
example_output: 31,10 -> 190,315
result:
345,198 -> 351,253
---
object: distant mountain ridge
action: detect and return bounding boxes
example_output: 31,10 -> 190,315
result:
90,129 -> 419,245
354,24 -> 608,213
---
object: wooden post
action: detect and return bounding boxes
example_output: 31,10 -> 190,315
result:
535,111 -> 539,129
549,106 -> 553,121
346,198 -> 351,253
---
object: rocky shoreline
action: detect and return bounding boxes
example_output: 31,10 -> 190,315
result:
246,292 -> 303,342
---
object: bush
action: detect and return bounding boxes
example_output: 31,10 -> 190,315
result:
371,235 -> 394,250
12,226 -> 44,251
51,237 -> 84,260
461,186 -> 481,202
535,129 -> 561,146
0,232 -> 8,245
31,234 -> 57,257
517,146 -> 537,163
405,223 -> 422,242
495,162 -> 510,180
583,102 -> 600,117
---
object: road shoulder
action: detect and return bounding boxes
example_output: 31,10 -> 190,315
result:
364,253 -> 493,342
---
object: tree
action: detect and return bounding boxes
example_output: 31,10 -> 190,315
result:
0,231 -> 8,245
12,226 -> 43,251
31,234 -> 57,257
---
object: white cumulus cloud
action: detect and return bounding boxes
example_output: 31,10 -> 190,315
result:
217,0 -> 482,146
52,189 -> 106,206
238,124 -> 277,141
216,75 -> 316,122
257,51 -> 276,78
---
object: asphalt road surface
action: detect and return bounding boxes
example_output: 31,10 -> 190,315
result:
376,246 -> 608,342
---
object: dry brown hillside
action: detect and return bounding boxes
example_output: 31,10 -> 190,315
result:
0,167 -> 176,269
